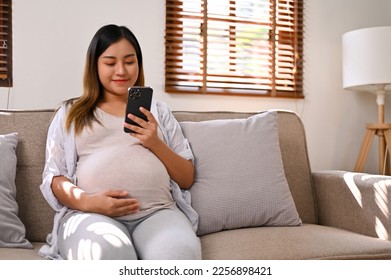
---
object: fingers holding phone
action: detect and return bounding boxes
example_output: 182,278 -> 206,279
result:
125,108 -> 161,148
125,107 -> 154,132
124,86 -> 153,134
123,86 -> 162,148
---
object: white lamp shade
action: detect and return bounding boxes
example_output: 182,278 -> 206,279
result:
342,26 -> 391,93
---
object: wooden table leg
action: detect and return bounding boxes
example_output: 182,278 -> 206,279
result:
378,130 -> 386,174
383,129 -> 391,175
354,128 -> 376,172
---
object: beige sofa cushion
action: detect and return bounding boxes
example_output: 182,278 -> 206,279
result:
181,111 -> 302,236
200,224 -> 391,260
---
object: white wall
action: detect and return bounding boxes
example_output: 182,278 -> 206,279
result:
1,0 -> 391,174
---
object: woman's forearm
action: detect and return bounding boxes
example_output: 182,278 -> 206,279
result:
149,141 -> 195,189
51,175 -> 88,211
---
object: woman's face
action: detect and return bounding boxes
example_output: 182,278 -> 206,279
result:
97,38 -> 139,98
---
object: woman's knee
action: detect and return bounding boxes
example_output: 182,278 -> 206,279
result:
133,209 -> 202,259
167,234 -> 202,260
58,211 -> 137,260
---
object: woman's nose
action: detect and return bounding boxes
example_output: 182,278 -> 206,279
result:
115,63 -> 127,75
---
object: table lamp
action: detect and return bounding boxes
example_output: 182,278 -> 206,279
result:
342,26 -> 391,175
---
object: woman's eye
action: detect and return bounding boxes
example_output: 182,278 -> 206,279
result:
125,61 -> 135,65
106,63 -> 115,67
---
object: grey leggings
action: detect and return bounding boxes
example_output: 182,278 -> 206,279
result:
57,208 -> 201,260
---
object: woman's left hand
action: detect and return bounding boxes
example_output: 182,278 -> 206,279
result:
124,107 -> 195,189
124,107 -> 162,149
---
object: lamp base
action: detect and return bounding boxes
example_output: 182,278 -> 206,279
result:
354,123 -> 391,175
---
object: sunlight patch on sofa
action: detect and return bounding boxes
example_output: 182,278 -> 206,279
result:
374,179 -> 391,240
343,173 -> 391,240
373,179 -> 390,218
375,217 -> 389,240
362,175 -> 391,240
343,172 -> 362,207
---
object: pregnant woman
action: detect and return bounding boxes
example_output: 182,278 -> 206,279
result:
38,24 -> 201,260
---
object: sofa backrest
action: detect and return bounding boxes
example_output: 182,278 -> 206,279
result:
0,109 -> 316,242
0,109 -> 56,242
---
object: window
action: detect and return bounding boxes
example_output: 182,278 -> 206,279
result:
165,0 -> 304,98
0,0 -> 11,87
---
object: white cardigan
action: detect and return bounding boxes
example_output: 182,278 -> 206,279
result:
38,100 -> 198,259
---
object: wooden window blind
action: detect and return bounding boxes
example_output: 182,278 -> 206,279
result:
165,0 -> 304,98
0,0 -> 11,87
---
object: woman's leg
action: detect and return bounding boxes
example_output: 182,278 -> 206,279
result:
57,210 -> 137,260
132,208 -> 201,260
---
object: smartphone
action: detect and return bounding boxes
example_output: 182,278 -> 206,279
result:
124,86 -> 153,133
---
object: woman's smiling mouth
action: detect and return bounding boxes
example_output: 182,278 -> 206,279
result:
113,79 -> 129,84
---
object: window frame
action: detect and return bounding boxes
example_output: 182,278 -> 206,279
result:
0,0 -> 12,87
165,0 -> 304,98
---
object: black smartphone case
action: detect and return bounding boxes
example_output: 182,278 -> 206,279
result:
124,86 -> 153,133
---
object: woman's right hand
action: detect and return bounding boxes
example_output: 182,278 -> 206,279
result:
84,190 -> 140,217
51,176 -> 140,217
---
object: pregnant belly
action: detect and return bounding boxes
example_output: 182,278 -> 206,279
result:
76,145 -> 173,217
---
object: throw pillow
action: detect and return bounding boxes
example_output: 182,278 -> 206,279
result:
0,132 -> 32,248
180,111 -> 302,236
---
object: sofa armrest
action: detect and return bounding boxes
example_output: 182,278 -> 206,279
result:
312,170 -> 391,240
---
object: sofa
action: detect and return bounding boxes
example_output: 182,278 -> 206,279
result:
1,108 -> 391,260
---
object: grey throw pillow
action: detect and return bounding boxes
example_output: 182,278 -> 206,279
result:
0,133 -> 32,248
180,111 -> 302,236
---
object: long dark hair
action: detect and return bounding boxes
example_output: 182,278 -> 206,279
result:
65,24 -> 145,134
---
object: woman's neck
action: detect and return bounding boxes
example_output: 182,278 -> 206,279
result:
97,97 -> 127,117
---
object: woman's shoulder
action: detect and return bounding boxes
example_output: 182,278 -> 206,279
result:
154,99 -> 174,117
153,99 -> 176,123
154,99 -> 170,111
55,98 -> 77,114
50,98 -> 78,126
